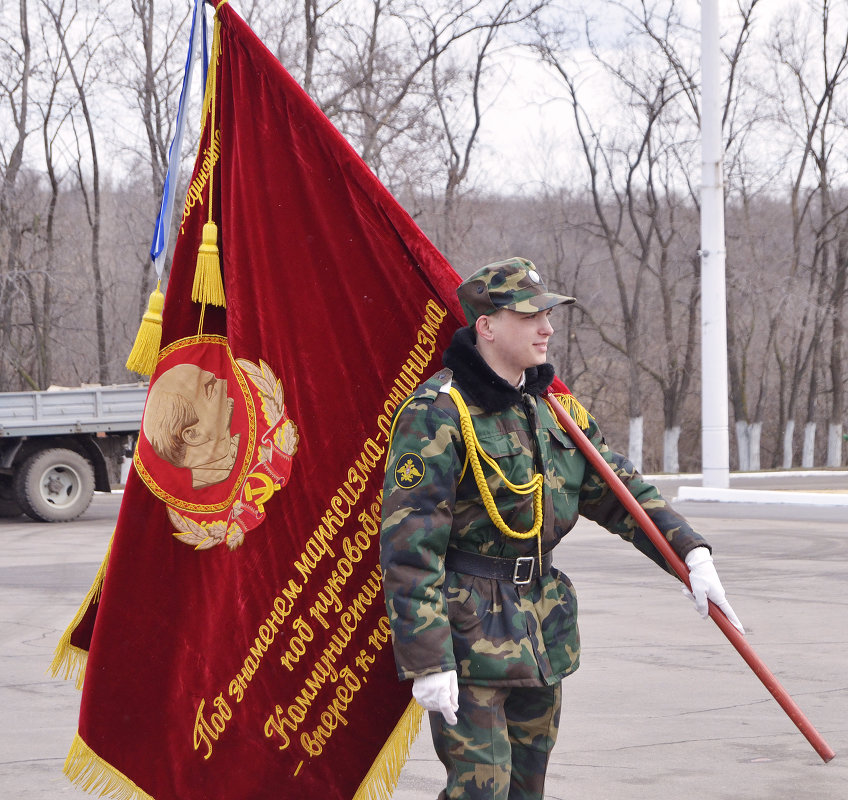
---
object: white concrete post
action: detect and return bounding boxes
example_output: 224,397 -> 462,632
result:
700,0 -> 730,488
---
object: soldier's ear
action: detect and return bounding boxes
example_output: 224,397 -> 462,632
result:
476,314 -> 496,343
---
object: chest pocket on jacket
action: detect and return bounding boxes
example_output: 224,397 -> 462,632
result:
471,431 -> 534,493
546,424 -> 576,451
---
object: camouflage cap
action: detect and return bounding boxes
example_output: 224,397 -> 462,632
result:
456,257 -> 576,325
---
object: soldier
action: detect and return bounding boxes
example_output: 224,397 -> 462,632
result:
380,257 -> 743,800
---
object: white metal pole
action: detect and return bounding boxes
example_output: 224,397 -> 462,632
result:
700,0 -> 730,488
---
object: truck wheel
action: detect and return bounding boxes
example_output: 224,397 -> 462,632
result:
14,448 -> 95,523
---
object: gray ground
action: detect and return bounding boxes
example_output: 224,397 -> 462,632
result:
1,475 -> 846,799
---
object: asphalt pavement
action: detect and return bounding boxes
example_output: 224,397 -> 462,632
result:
1,475 -> 846,800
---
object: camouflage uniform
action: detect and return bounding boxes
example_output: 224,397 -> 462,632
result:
380,258 -> 709,799
429,683 -> 561,800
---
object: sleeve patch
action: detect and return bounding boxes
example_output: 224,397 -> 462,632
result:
394,453 -> 425,489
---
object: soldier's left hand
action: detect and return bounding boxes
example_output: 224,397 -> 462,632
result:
683,547 -> 745,634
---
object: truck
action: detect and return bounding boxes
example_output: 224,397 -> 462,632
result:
0,383 -> 148,522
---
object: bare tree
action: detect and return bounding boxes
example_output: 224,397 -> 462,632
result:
246,0 -> 548,250
535,1 -> 702,471
1,0 -> 845,478
0,0 -> 34,388
829,227 -> 848,465
109,0 -> 192,320
766,0 -> 848,467
24,2 -> 75,390
724,190 -> 783,470
318,0 -> 445,186
43,0 -> 111,384
651,0 -> 770,470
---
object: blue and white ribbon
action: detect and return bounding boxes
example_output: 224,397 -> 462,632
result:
149,0 -> 210,277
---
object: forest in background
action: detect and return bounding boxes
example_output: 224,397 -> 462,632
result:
2,0 -> 847,473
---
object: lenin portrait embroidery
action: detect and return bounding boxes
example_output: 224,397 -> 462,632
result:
135,335 -> 298,550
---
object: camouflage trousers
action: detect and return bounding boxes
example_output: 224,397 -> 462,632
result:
429,682 -> 562,800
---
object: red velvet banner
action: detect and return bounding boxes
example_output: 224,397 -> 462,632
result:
60,4 -> 466,799
57,5 -> 572,798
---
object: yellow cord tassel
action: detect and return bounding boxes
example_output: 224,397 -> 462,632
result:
550,392 -> 591,430
125,282 -> 165,376
191,15 -> 226,312
192,221 -> 227,308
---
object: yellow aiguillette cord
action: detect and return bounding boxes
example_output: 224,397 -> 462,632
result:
449,388 -> 544,567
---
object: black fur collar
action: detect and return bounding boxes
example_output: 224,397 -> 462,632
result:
442,326 -> 555,412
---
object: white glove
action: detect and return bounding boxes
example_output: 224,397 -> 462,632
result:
684,547 -> 745,634
412,670 -> 459,725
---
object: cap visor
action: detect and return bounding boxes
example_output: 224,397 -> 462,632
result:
508,293 -> 576,313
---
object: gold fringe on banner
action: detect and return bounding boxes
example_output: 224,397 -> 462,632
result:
550,392 -> 591,431
64,733 -> 154,800
49,534 -> 113,690
125,282 -> 166,376
352,700 -> 423,800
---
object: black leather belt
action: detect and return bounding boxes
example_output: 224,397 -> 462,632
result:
444,549 -> 552,585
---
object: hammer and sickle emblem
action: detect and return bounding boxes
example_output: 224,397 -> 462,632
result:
243,472 -> 281,513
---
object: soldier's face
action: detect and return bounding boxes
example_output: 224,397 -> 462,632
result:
486,308 -> 555,374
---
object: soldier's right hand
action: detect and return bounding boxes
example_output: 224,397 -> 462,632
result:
684,547 -> 745,634
412,670 -> 459,725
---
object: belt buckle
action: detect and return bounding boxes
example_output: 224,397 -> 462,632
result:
513,556 -> 535,585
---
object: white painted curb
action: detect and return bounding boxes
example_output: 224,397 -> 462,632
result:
675,486 -> 848,506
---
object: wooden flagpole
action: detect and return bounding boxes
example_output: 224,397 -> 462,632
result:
544,391 -> 836,763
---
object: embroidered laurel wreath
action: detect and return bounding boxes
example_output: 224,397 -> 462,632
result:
170,508 -> 235,550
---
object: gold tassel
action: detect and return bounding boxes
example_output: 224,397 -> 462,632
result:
352,700 -> 423,800
64,733 -> 154,800
191,221 -> 227,308
553,392 -> 591,431
126,282 -> 165,376
191,16 -> 226,313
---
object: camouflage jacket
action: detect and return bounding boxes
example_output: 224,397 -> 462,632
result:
380,327 -> 709,687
